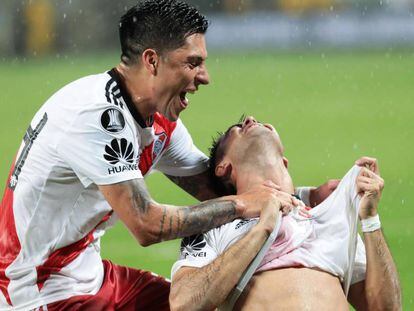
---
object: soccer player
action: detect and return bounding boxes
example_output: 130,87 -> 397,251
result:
0,1 -> 335,310
170,117 -> 401,311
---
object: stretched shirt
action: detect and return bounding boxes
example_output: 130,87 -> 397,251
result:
0,69 -> 208,310
172,166 -> 366,290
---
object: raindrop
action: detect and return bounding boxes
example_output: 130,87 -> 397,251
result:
63,13 -> 66,19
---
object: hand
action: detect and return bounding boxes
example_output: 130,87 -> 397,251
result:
309,179 -> 340,207
355,156 -> 380,175
236,180 -> 299,221
356,158 -> 384,219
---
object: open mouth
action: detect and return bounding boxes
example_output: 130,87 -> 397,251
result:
179,92 -> 188,109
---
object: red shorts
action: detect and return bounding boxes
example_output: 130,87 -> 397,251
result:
45,260 -> 170,310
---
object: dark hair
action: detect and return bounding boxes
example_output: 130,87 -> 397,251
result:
208,132 -> 235,196
119,0 -> 209,65
208,115 -> 247,196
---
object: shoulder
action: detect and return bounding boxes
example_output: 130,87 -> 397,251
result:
46,71 -> 115,110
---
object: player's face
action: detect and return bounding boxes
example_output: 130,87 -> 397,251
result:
221,116 -> 284,165
155,33 -> 210,121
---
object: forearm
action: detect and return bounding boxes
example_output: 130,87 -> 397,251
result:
363,229 -> 401,310
166,171 -> 222,201
141,197 -> 239,244
170,226 -> 270,311
101,179 -> 241,246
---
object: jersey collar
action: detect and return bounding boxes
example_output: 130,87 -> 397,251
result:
108,68 -> 154,128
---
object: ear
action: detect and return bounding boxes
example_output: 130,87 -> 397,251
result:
215,161 -> 232,178
141,49 -> 159,75
283,156 -> 289,169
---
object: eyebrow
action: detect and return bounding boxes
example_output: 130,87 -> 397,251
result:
187,56 -> 204,63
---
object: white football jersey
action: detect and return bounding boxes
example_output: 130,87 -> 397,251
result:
172,166 -> 367,291
0,69 -> 208,310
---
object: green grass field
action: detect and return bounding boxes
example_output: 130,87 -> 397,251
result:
1,50 -> 413,308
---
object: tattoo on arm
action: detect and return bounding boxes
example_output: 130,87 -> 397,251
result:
130,178 -> 153,214
175,199 -> 237,238
127,179 -> 237,242
166,171 -> 219,201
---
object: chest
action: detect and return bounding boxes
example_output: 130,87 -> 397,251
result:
135,114 -> 177,176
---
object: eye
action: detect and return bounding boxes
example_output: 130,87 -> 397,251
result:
188,62 -> 199,69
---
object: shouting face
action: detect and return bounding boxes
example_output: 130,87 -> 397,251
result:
154,33 -> 210,121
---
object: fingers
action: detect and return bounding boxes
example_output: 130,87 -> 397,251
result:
278,192 -> 311,218
269,190 -> 297,215
356,169 -> 384,194
356,180 -> 383,194
359,167 -> 383,183
355,157 -> 380,175
298,207 -> 312,218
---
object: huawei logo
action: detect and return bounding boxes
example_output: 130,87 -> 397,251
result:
104,138 -> 135,165
181,234 -> 206,252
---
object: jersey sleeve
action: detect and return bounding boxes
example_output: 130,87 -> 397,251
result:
56,104 -> 143,187
155,119 -> 208,177
351,234 -> 367,284
171,233 -> 219,278
294,187 -> 314,206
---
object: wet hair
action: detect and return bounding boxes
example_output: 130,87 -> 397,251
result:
208,132 -> 235,196
119,0 -> 209,65
208,115 -> 247,195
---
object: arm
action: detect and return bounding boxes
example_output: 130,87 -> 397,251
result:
295,179 -> 340,207
348,157 -> 401,310
349,230 -> 401,311
167,170 -> 341,205
99,178 -> 284,246
166,170 -> 219,201
170,225 -> 271,311
170,197 -> 282,311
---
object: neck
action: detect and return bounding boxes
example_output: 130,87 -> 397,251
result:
235,161 -> 294,195
115,63 -> 156,120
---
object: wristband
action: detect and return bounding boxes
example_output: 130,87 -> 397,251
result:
361,214 -> 381,232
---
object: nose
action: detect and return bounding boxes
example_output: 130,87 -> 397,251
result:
196,64 -> 210,86
243,116 -> 257,128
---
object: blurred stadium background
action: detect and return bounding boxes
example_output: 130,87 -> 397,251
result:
0,0 -> 413,308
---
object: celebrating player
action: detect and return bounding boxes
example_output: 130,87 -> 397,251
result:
0,1 -> 336,310
170,116 -> 401,311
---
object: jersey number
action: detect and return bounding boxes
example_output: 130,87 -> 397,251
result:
9,113 -> 48,190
